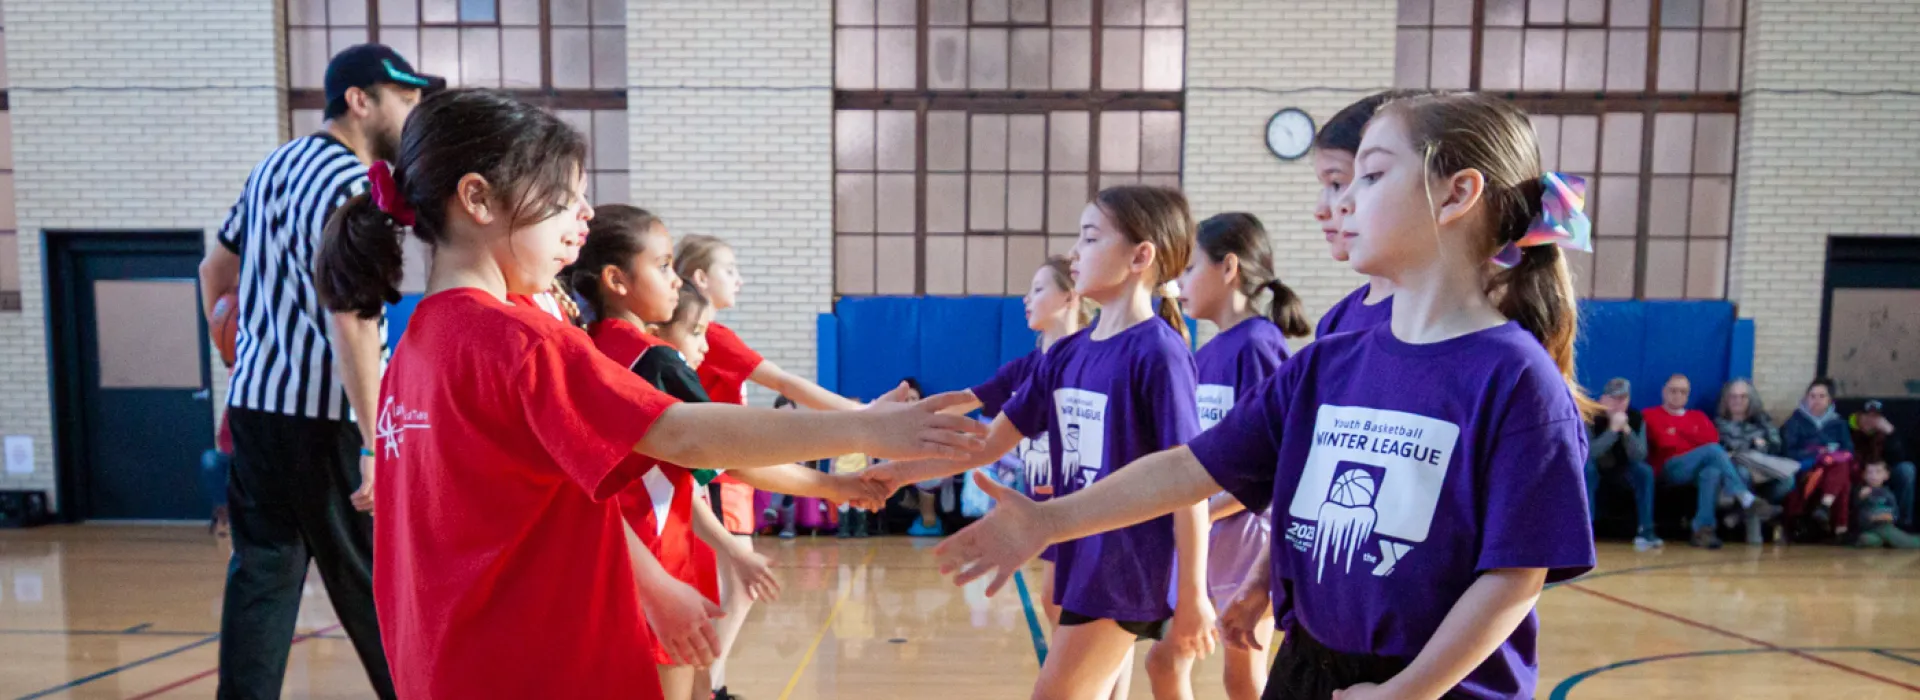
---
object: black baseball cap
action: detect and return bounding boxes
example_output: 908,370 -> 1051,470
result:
324,44 -> 446,119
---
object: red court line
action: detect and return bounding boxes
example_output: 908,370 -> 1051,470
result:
125,624 -> 343,700
1565,583 -> 1920,694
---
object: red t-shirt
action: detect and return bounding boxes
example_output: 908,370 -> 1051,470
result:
375,289 -> 676,700
1643,407 -> 1720,473
696,322 -> 764,406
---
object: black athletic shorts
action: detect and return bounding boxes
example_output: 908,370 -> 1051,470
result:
1057,608 -> 1169,641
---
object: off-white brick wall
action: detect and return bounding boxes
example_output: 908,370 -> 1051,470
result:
1731,0 -> 1920,413
1184,0 -> 1397,343
0,0 -> 281,504
629,0 -> 832,406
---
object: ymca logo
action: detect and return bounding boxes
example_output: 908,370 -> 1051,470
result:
1286,405 -> 1459,582
374,396 -> 431,459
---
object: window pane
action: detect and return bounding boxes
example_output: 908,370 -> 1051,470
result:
878,237 -> 918,295
1101,29 -> 1143,90
1613,0 -> 1650,26
1647,175 -> 1690,237
1142,28 -> 1183,90
1012,29 -> 1051,89
1693,114 -> 1736,175
1689,175 -> 1732,238
501,28 -> 541,87
1699,31 -> 1740,91
877,174 -> 916,233
1661,0 -> 1702,27
922,236 -> 964,294
1432,0 -> 1471,25
876,111 -> 916,171
1564,248 -> 1595,298
459,0 -> 496,23
1606,30 -> 1647,91
551,0 -> 588,25
291,0 -> 328,26
930,0 -> 968,25
592,172 -> 628,207
1703,0 -> 1742,27
1644,238 -> 1686,299
1049,111 -> 1090,171
1429,30 -> 1471,89
972,174 -> 1008,231
382,29 -> 420,73
837,111 -> 876,171
837,28 -> 876,90
549,28 -> 592,88
289,28 -> 329,89
1050,235 -> 1076,257
1480,29 -> 1522,91
1686,239 -> 1726,299
1395,30 -> 1431,88
1657,30 -> 1699,91
967,237 -> 1008,295
1564,30 -> 1607,90
1559,115 -> 1598,173
927,174 -> 967,233
1529,0 -> 1565,24
593,110 -> 628,171
0,234 -> 18,296
972,115 -> 1009,171
1105,0 -> 1144,26
1008,174 -> 1045,230
1145,0 -> 1183,26
836,174 -> 876,233
0,173 -> 12,228
420,28 -> 461,86
94,281 -> 204,389
1652,113 -> 1694,174
1486,0 -> 1524,25
501,0 -> 539,25
1100,112 -> 1142,173
1522,29 -> 1565,90
1052,29 -> 1093,90
1049,174 -> 1089,233
877,28 -> 917,89
557,110 -> 592,168
1054,0 -> 1092,26
1567,0 -> 1603,24
837,0 -> 875,25
1596,175 -> 1639,238
592,28 -> 628,88
460,28 -> 501,87
929,29 -> 967,89
837,236 -> 876,295
970,29 -> 1009,89
1006,237 -> 1048,295
1531,115 -> 1562,171
1013,0 -> 1049,23
1600,112 -> 1642,174
330,0 -> 369,24
0,114 -> 12,171
1398,0 -> 1431,25
377,0 -> 418,25
1009,115 -> 1047,172
424,0 -> 458,24
1591,238 -> 1637,298
1141,112 -> 1181,173
878,0 -> 915,24
330,27 -> 369,57
928,112 -> 967,170
976,0 -> 1010,23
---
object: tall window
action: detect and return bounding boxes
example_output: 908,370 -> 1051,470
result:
1395,0 -> 1742,299
833,0 -> 1186,296
0,8 -> 16,312
284,0 -> 628,205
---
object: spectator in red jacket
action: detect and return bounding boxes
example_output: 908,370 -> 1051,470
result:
1645,374 -> 1767,548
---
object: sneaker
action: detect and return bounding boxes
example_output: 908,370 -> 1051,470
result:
779,527 -> 796,539
852,510 -> 870,538
712,687 -> 739,700
1744,501 -> 1777,545
906,519 -> 944,537
1633,531 -> 1664,551
1690,526 -> 1723,549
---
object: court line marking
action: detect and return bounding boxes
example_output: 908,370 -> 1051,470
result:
0,628 -> 215,637
776,545 -> 877,700
1546,646 -> 1920,700
1545,549 -> 1857,589
1013,569 -> 1049,666
1564,583 -> 1920,694
117,624 -> 343,700
12,634 -> 221,700
1876,650 -> 1920,668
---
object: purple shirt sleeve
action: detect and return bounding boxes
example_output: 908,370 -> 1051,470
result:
1144,347 -> 1202,451
1476,417 -> 1597,583
1001,356 -> 1052,439
1190,372 -> 1288,514
971,352 -> 1033,419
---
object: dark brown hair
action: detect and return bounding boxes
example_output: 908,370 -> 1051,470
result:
661,281 -> 711,332
1093,185 -> 1194,344
316,89 -> 588,318
1195,212 -> 1311,338
561,204 -> 666,323
1378,92 -> 1594,414
1315,89 -> 1431,153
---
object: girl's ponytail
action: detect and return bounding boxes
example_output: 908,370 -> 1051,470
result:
316,194 -> 405,319
1156,293 -> 1191,345
1262,279 -> 1312,338
1194,212 -> 1312,338
1095,185 -> 1195,344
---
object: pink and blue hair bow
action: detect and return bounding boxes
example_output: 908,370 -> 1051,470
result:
1493,172 -> 1591,267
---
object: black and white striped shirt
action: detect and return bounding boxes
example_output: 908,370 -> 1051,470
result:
219,133 -> 384,422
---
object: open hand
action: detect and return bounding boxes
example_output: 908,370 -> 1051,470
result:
1169,596 -> 1219,659
351,452 -> 376,513
728,549 -> 783,602
933,472 -> 1051,596
846,469 -> 897,511
640,576 -> 725,667
865,392 -> 988,461
1217,578 -> 1273,651
870,380 -> 916,406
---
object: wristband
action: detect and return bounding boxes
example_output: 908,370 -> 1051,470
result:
360,447 -> 376,458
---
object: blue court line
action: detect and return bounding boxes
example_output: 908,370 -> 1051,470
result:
1875,650 -> 1920,668
0,628 -> 216,637
1547,646 -> 1920,700
1013,569 -> 1049,666
12,633 -> 221,700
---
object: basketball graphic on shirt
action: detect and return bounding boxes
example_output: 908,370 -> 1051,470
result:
1023,433 -> 1053,497
1286,405 -> 1460,582
1060,424 -> 1085,490
1313,463 -> 1383,581
1328,469 -> 1378,508
1051,388 -> 1109,495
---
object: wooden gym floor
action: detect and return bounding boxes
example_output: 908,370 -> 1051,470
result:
2,526 -> 1917,699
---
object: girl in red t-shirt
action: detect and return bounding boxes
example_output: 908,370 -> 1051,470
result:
311,89 -> 984,700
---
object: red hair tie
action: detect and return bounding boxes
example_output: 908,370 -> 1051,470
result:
368,161 -> 416,227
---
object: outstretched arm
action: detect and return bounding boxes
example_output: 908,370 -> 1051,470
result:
636,392 -> 986,468
749,361 -> 873,411
861,415 -> 1026,491
729,463 -> 887,508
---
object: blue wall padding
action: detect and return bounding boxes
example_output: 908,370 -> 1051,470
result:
1000,301 -> 1038,366
1575,300 -> 1735,413
386,293 -> 425,347
1574,301 -> 1646,406
916,297 -> 1009,397
1730,318 -> 1756,384
817,313 -> 840,394
834,297 -> 923,402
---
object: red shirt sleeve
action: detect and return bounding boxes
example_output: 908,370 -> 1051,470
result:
515,332 -> 681,501
700,323 -> 764,394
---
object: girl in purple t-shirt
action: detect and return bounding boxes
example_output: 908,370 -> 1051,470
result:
935,93 -> 1599,700
1153,212 -> 1312,700
1313,91 -> 1428,339
869,186 -> 1211,699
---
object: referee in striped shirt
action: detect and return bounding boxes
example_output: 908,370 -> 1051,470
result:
198,45 -> 439,700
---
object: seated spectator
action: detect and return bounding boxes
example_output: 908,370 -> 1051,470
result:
1782,378 -> 1854,540
1852,400 -> 1915,530
1854,460 -> 1919,549
1646,373 -> 1765,549
1715,379 -> 1796,542
1586,378 -> 1661,550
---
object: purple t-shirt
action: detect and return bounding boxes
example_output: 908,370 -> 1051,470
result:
1195,318 -> 1292,601
1004,319 -> 1200,622
1189,321 -> 1594,700
973,349 -> 1058,505
973,349 -> 1041,419
1315,283 -> 1393,338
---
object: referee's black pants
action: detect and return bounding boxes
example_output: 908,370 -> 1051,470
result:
218,408 -> 395,700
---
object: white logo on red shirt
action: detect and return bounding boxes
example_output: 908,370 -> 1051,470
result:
375,396 -> 431,459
